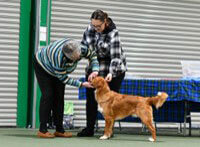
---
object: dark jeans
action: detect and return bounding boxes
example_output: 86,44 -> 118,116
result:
85,72 -> 125,130
33,56 -> 65,132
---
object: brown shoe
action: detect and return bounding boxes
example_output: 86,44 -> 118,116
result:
37,131 -> 55,138
54,131 -> 72,138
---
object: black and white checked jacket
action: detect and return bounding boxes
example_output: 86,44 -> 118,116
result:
81,18 -> 127,77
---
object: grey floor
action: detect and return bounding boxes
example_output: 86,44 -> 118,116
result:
0,127 -> 200,147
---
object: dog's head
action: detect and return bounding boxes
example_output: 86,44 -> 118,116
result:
91,76 -> 107,89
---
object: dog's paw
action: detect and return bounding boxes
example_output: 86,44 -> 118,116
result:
100,135 -> 109,140
148,137 -> 155,142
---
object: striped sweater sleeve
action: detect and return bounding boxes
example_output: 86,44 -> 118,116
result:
55,71 -> 82,87
81,44 -> 99,72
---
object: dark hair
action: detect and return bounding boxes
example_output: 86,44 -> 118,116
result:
90,9 -> 108,22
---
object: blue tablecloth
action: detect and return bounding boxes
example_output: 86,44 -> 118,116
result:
79,78 -> 200,123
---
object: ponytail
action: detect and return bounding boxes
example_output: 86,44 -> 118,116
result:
90,9 -> 108,22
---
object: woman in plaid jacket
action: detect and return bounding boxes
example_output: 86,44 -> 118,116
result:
77,9 -> 127,137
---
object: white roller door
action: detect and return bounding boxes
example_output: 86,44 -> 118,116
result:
0,0 -> 20,126
50,0 -> 200,127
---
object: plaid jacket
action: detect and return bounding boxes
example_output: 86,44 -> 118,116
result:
35,38 -> 99,87
81,18 -> 127,77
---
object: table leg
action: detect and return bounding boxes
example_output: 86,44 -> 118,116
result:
188,102 -> 191,136
184,101 -> 191,136
184,101 -> 187,136
189,119 -> 191,136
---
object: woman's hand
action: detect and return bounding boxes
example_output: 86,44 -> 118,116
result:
81,82 -> 93,88
105,73 -> 112,82
88,71 -> 98,82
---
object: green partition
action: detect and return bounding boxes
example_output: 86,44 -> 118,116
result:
17,0 -> 32,128
17,0 -> 52,128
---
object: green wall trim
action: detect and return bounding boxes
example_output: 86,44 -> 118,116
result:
17,0 -> 52,128
35,0 -> 52,128
17,0 -> 32,127
40,0 -> 48,27
48,0 -> 52,44
40,0 -> 50,46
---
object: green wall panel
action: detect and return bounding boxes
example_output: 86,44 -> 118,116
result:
17,0 -> 32,127
17,0 -> 52,128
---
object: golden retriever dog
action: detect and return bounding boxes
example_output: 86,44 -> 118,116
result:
91,76 -> 168,142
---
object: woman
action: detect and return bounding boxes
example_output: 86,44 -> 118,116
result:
33,38 -> 99,138
77,9 -> 127,137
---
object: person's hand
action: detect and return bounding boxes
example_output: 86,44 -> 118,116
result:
105,73 -> 112,82
88,71 -> 98,82
81,82 -> 93,88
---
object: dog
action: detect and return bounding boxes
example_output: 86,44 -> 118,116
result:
91,76 -> 168,142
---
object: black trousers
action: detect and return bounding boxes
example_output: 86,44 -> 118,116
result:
85,72 -> 125,130
33,56 -> 65,132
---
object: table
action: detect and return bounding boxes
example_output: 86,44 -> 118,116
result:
79,78 -> 200,135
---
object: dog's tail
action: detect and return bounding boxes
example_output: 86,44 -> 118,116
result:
146,92 -> 168,109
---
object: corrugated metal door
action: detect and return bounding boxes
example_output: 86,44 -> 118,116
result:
50,0 -> 200,127
0,1 -> 20,126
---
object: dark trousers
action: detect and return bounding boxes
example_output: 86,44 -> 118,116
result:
85,72 -> 125,130
33,56 -> 65,132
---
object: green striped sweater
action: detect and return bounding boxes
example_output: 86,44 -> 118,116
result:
35,38 -> 99,87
